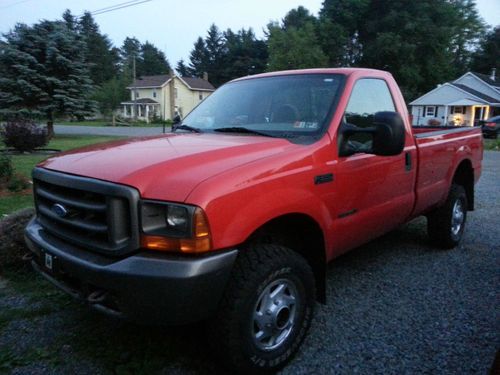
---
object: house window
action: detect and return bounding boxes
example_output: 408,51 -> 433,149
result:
175,88 -> 178,99
153,91 -> 157,98
199,93 -> 203,100
135,92 -> 139,98
452,106 -> 466,114
425,106 -> 436,117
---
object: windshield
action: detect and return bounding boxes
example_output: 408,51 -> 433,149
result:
182,74 -> 344,140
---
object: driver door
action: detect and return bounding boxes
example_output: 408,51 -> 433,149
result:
329,78 -> 416,256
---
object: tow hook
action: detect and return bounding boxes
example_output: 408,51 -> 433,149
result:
22,252 -> 34,261
87,290 -> 108,304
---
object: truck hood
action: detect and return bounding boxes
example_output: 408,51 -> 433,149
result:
39,133 -> 293,202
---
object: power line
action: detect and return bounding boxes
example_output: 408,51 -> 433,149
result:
92,0 -> 152,16
86,0 -> 147,15
0,0 -> 35,10
78,0 -> 152,17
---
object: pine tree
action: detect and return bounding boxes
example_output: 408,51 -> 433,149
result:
176,59 -> 190,76
222,28 -> 268,81
78,12 -> 119,85
187,37 -> 209,78
138,41 -> 171,76
119,37 -> 140,83
0,20 -> 96,136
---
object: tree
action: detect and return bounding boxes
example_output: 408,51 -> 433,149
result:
318,0 -> 486,99
267,8 -> 328,71
222,28 -> 268,80
0,20 -> 96,136
187,37 -> 209,78
186,26 -> 268,85
62,9 -> 78,32
282,5 -> 317,30
92,76 -> 129,117
138,41 -> 171,75
471,26 -> 500,74
318,0 -> 369,66
78,11 -> 119,85
448,0 -> 486,73
119,37 -> 170,78
176,59 -> 190,76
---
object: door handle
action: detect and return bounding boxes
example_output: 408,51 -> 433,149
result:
405,152 -> 412,171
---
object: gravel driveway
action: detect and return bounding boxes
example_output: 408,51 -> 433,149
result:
1,152 -> 498,374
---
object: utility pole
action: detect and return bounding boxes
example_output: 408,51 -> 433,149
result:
133,55 -> 137,120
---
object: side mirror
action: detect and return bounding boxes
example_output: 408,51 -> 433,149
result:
338,111 -> 405,157
371,111 -> 405,156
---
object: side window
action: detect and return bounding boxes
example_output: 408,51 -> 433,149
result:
343,78 -> 396,147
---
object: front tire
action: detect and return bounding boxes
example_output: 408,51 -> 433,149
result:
427,184 -> 468,249
208,244 -> 315,373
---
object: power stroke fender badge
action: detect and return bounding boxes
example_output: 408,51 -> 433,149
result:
51,203 -> 68,218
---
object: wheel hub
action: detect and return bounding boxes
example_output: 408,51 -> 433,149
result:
451,199 -> 465,236
252,279 -> 298,351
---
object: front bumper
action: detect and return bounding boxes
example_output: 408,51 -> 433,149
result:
24,218 -> 238,324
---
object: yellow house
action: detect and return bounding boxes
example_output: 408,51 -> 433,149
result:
121,72 -> 215,121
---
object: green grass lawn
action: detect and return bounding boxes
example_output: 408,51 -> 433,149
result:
484,138 -> 499,151
1,135 -> 123,216
55,120 -> 112,126
56,120 -> 167,128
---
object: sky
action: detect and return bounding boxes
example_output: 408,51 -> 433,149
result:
0,0 -> 499,66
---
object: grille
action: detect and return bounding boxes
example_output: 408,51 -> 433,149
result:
33,168 -> 140,255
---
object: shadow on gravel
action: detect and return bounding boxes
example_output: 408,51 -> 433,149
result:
1,216 -> 497,375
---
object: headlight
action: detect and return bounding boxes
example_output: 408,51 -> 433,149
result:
140,201 -> 212,253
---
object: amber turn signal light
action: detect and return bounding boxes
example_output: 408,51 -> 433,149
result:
141,208 -> 212,253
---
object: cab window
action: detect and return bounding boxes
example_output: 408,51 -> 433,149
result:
342,78 -> 396,147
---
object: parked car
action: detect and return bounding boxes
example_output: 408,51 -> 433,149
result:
481,115 -> 500,138
25,68 -> 483,373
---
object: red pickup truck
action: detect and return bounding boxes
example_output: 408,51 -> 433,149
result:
25,68 -> 482,373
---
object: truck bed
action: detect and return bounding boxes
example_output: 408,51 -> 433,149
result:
411,126 -> 483,216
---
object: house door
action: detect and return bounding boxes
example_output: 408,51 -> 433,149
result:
328,78 -> 416,257
473,106 -> 488,126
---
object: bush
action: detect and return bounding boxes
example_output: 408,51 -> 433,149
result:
427,118 -> 442,126
7,173 -> 30,192
0,119 -> 48,152
0,207 -> 35,270
0,155 -> 13,183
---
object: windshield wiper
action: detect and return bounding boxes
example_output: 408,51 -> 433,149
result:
213,127 -> 275,137
172,124 -> 201,133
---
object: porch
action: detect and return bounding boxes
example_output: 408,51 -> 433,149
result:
120,98 -> 161,122
443,99 -> 491,126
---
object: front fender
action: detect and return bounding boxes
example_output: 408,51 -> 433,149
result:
204,185 -> 332,251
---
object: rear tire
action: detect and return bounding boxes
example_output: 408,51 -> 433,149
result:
208,244 -> 315,373
427,184 -> 467,249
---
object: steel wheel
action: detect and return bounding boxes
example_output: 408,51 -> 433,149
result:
451,199 -> 465,236
252,279 -> 299,351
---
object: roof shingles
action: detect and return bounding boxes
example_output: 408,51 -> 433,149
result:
128,74 -> 215,90
451,83 -> 500,103
473,72 -> 500,88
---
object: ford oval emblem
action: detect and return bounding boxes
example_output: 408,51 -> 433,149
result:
51,203 -> 68,218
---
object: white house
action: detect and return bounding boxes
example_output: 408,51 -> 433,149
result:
121,72 -> 215,122
410,69 -> 500,126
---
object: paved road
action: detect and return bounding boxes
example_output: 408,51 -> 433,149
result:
1,152 -> 498,375
54,124 -> 169,137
